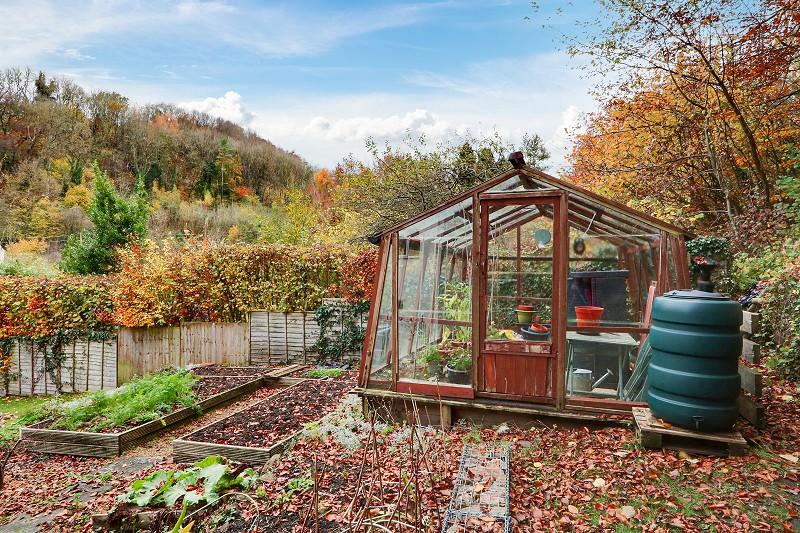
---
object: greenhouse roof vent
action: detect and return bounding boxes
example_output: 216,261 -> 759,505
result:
508,151 -> 525,169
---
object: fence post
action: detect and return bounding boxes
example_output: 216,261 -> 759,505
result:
116,335 -> 120,387
30,340 -> 34,396
100,339 -> 105,391
17,342 -> 22,395
267,314 -> 273,364
72,341 -> 77,392
303,312 -> 307,364
179,324 -> 184,369
248,312 -> 252,366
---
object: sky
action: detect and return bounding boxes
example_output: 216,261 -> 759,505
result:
0,0 -> 602,171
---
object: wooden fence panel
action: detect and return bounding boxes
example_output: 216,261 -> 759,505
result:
249,301 -> 365,365
249,311 -> 320,365
1,338 -> 118,397
117,326 -> 180,385
181,322 -> 249,367
116,323 -> 248,385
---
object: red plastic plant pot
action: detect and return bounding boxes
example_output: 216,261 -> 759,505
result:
574,305 -> 604,328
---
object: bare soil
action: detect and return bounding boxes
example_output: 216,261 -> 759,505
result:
186,379 -> 352,448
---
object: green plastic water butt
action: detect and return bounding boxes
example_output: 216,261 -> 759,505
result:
647,289 -> 742,431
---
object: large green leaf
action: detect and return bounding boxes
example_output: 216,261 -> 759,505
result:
124,470 -> 174,507
121,455 -> 255,509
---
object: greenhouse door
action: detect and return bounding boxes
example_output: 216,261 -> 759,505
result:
476,191 -> 567,404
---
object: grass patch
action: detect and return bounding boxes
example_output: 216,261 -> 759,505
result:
0,394 -> 84,448
306,368 -> 344,379
25,370 -> 199,432
0,395 -> 56,417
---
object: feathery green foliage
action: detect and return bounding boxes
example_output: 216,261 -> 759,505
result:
60,162 -> 149,274
26,370 -> 198,432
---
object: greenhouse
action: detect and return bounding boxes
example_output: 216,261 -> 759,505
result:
357,153 -> 693,418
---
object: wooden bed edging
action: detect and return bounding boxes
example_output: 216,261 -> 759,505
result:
171,380 -> 309,465
173,430 -> 301,465
20,376 -> 266,458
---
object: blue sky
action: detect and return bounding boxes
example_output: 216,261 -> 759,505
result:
0,0 -> 602,170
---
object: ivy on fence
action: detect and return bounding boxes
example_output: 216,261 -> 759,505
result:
0,329 -> 115,393
314,300 -> 370,364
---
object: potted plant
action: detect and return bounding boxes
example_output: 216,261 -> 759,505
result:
419,345 -> 443,378
521,315 -> 551,340
445,347 -> 472,385
439,280 -> 472,348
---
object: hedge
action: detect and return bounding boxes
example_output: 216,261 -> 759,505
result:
0,241 -> 378,337
0,275 -> 115,338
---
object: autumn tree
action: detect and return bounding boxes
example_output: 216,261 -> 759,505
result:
34,71 -> 56,101
308,168 -> 337,210
333,133 -> 549,238
562,0 -> 800,237
213,138 -> 243,202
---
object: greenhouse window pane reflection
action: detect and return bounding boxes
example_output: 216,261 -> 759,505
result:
396,198 -> 474,388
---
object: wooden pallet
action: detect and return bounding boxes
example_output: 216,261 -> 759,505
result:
633,407 -> 748,457
20,377 -> 265,457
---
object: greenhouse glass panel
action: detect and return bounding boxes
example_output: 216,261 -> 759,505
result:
484,205 -> 554,343
565,232 -> 660,328
396,198 -> 473,387
368,242 -> 393,383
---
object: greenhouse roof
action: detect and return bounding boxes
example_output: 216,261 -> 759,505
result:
379,165 -> 692,247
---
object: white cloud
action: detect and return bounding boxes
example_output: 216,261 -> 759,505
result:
61,48 -> 95,61
545,105 -> 585,167
176,1 -> 237,17
303,109 -> 452,142
0,0 -> 452,67
249,52 -> 597,171
179,91 -> 254,125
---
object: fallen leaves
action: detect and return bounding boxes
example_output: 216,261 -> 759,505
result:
619,505 -> 636,519
3,369 -> 800,532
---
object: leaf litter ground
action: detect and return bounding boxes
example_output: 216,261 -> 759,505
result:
1,370 -> 799,531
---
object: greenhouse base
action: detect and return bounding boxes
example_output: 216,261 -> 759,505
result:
358,388 -> 633,430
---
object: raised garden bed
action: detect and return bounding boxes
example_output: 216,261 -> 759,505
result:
173,379 -> 353,465
20,376 -> 275,458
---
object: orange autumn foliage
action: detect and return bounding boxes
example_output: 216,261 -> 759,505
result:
564,0 -> 800,241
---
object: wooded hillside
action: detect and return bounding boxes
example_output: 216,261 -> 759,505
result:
0,68 -> 312,242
